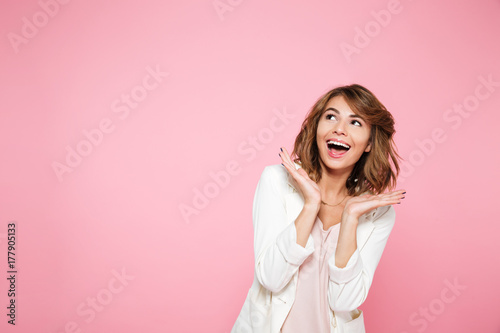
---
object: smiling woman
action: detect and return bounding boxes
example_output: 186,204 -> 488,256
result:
232,84 -> 405,333
294,84 -> 401,197
317,96 -> 373,172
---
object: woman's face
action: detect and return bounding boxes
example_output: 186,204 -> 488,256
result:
316,95 -> 372,174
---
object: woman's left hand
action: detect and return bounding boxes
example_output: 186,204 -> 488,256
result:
342,190 -> 406,221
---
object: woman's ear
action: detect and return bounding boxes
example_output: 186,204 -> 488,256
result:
365,141 -> 372,152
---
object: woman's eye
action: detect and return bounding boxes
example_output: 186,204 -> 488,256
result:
325,114 -> 361,126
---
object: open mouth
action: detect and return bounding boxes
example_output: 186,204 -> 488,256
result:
327,140 -> 351,155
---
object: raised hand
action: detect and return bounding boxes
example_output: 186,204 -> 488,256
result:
342,190 -> 406,221
278,147 -> 321,207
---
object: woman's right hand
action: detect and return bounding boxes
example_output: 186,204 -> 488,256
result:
279,147 -> 321,208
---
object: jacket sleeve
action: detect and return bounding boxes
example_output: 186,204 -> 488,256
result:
253,165 -> 315,293
327,205 -> 396,312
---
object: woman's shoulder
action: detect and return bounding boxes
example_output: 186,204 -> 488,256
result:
262,160 -> 301,174
259,163 -> 288,184
259,162 -> 301,192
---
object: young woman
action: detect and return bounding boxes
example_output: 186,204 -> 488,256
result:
232,84 -> 405,333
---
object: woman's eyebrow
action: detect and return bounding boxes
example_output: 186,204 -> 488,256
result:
325,107 -> 364,119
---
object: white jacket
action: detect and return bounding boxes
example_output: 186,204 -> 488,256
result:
232,162 -> 396,333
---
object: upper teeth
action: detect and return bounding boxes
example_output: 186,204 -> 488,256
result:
327,140 -> 350,149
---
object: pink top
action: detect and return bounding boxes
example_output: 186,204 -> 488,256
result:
281,216 -> 341,333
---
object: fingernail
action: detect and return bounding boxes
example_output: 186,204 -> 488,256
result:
281,163 -> 284,167
402,196 -> 405,199
278,153 -> 281,158
397,202 -> 401,204
402,191 -> 406,194
280,148 -> 283,152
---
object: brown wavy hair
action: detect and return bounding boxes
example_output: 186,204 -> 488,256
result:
291,84 -> 401,196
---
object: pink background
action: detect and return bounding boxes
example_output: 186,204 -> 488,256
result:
1,0 -> 499,332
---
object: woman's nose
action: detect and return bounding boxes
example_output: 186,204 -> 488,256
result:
332,122 -> 346,135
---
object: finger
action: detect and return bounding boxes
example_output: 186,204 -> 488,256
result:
379,192 -> 404,200
374,193 -> 405,205
279,147 -> 302,178
278,147 -> 293,168
279,148 -> 303,181
378,190 -> 406,199
357,193 -> 402,205
278,147 -> 290,167
384,189 -> 406,196
279,147 -> 294,167
387,191 -> 404,199
280,157 -> 296,177
280,155 -> 294,173
368,196 -> 403,208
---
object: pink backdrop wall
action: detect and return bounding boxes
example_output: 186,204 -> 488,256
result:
1,0 -> 499,332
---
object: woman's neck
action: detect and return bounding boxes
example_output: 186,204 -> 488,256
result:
317,167 -> 352,201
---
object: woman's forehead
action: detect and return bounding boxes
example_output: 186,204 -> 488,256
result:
324,96 -> 361,116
